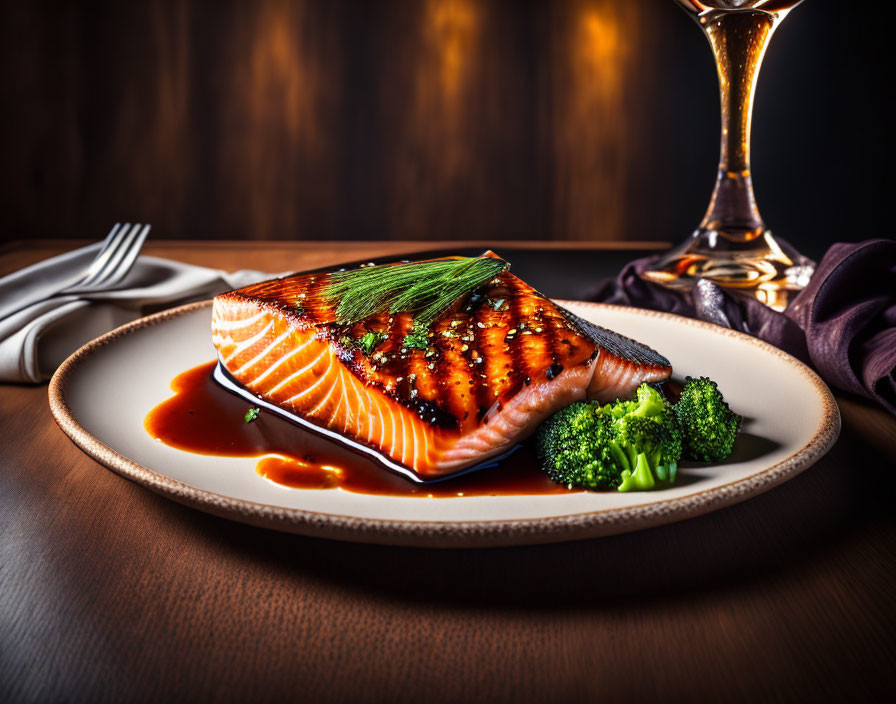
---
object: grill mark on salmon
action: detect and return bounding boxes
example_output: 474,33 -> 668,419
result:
469,302 -> 491,416
211,257 -> 672,478
504,287 -> 527,394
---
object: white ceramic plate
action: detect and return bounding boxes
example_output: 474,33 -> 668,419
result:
49,300 -> 839,547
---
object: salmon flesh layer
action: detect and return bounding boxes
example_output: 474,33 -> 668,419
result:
211,265 -> 671,478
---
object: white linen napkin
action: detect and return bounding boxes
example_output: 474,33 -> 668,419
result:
0,243 -> 273,383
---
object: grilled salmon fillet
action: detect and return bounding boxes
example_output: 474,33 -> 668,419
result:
211,259 -> 671,478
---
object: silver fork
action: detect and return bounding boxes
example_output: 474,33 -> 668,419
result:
59,223 -> 151,295
0,223 -> 145,323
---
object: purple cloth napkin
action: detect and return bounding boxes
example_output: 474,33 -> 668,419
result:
587,239 -> 896,416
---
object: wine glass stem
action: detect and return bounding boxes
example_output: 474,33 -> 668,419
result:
700,11 -> 779,242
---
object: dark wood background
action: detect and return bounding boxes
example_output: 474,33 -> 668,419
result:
1,0 -> 891,257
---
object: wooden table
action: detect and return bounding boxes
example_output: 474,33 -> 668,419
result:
2,241 -> 894,703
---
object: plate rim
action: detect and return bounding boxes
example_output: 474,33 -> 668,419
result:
48,299 -> 841,548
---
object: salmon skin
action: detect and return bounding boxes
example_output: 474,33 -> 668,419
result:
211,255 -> 671,480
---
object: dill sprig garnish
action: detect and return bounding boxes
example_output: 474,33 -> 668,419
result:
324,256 -> 508,327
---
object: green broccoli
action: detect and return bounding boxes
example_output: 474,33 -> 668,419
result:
536,384 -> 682,492
537,403 -> 620,491
600,382 -> 665,420
611,415 -> 682,490
674,376 -> 742,462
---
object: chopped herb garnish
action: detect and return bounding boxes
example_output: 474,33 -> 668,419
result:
359,331 -> 386,356
403,324 -> 429,350
244,407 -> 260,423
339,332 -> 386,356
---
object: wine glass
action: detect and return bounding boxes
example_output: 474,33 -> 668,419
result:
641,0 -> 812,310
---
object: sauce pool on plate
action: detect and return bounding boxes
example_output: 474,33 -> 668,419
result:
144,361 -> 573,497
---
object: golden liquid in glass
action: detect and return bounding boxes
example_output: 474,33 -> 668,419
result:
643,0 -> 811,310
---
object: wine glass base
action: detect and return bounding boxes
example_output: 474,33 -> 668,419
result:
641,229 -> 814,311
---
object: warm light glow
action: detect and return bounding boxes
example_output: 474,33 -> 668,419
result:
429,0 -> 477,100
581,10 -> 623,76
219,0 -> 337,240
246,1 -> 316,238
388,0 -> 481,236
551,0 -> 642,240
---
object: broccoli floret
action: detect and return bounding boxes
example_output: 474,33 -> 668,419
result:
599,383 -> 666,421
674,376 -> 742,462
631,383 -> 674,420
610,415 -> 682,488
536,384 -> 682,492
537,403 -> 622,490
604,383 -> 679,431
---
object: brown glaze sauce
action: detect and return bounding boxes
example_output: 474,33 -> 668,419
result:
144,361 -> 573,497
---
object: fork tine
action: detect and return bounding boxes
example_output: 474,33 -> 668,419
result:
94,222 -> 122,259
76,223 -> 133,288
89,224 -> 150,289
66,222 -> 122,288
76,223 -> 137,288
